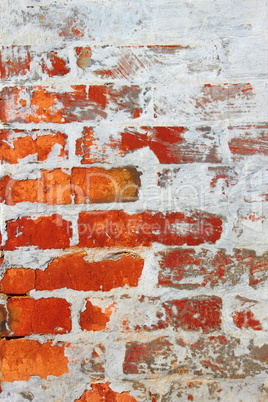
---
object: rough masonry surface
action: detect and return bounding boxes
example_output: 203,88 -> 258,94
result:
0,0 -> 267,400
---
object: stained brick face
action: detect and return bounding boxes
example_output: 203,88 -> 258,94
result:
0,0 -> 267,400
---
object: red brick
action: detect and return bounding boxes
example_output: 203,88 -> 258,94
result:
80,300 -> 112,331
232,297 -> 263,331
249,257 -> 268,288
36,252 -> 144,291
123,337 -> 176,375
148,126 -> 221,163
0,170 -> 71,206
40,51 -> 70,77
233,310 -> 262,331
0,47 -> 70,79
4,214 -> 72,250
207,166 -> 239,189
0,175 -> 37,205
0,46 -> 31,79
0,85 -> 143,123
78,210 -> 223,248
7,297 -> 71,336
39,169 -> 71,204
117,295 -> 222,333
76,126 -> 221,164
71,167 -> 141,203
76,383 -> 137,401
228,123 -> 268,160
158,248 -> 268,289
0,268 -> 35,294
0,339 -> 68,382
0,129 -> 67,164
163,297 -> 222,333
123,335 -> 268,378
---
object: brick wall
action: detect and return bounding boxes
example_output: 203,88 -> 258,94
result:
0,0 -> 267,400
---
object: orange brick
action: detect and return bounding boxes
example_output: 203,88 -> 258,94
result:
0,169 -> 71,205
36,252 -> 144,291
0,130 -> 67,164
71,167 -> 141,203
78,210 -> 223,247
7,297 -> 71,336
0,339 -> 68,382
4,214 -> 72,250
0,85 -> 142,123
0,268 -> 35,294
80,300 -> 112,331
76,383 -> 137,401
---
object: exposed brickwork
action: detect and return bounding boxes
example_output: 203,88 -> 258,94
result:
3,215 -> 72,250
0,252 -> 144,293
0,85 -> 144,123
0,0 -> 267,400
158,248 -> 268,289
163,297 -> 222,333
5,297 -> 71,336
0,339 -> 68,382
78,210 -> 223,247
0,167 -> 141,205
0,129 -> 67,164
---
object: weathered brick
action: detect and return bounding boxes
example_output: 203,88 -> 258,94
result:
163,297 -> 222,333
118,296 -> 221,333
0,268 -> 35,295
79,344 -> 106,380
36,252 -> 144,292
0,46 -> 31,79
76,126 -> 221,164
0,47 -> 69,80
154,83 -> 266,122
123,337 -> 176,375
0,339 -> 68,382
0,85 -> 144,123
232,296 -> 264,331
188,336 -> 268,379
249,254 -> 268,288
80,299 -> 113,332
0,167 -> 141,205
71,167 -> 141,203
6,297 -> 71,336
3,0 -> 265,46
0,169 -> 71,205
78,210 -> 223,247
228,123 -> 268,160
4,214 -> 72,250
158,248 -> 268,289
147,378 -> 268,401
0,129 -> 67,164
74,44 -> 222,83
123,335 -> 268,378
39,50 -> 70,77
76,383 -> 137,401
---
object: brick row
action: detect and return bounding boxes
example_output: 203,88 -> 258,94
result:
0,211 -> 223,250
0,167 -> 141,205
